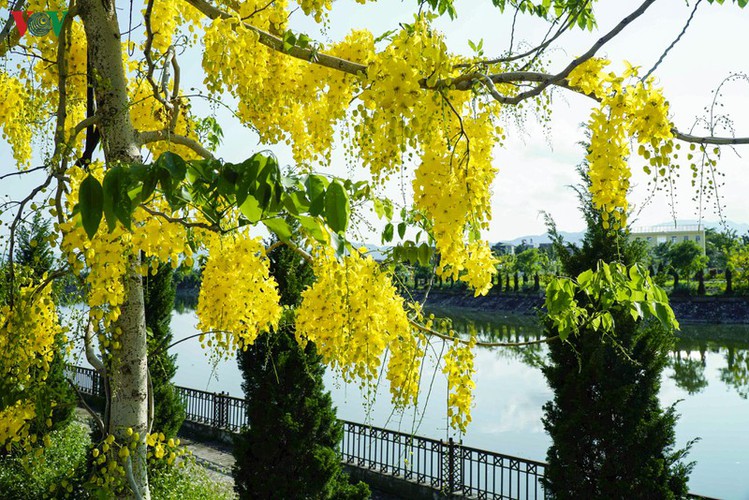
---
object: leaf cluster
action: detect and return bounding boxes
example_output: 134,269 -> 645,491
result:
76,152 -> 361,255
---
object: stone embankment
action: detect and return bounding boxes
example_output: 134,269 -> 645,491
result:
411,289 -> 749,325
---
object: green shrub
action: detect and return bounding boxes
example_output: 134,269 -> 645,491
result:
0,421 -> 90,499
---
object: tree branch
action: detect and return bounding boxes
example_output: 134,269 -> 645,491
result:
66,378 -> 106,436
137,130 -> 215,159
183,0 -> 368,75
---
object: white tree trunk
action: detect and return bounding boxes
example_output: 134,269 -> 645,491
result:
77,1 -> 150,498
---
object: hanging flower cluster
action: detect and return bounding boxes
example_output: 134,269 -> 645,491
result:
196,233 -> 282,355
568,58 -> 674,229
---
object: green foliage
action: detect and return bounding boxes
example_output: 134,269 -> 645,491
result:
0,420 -> 91,499
233,242 -> 369,500
0,420 -> 234,500
728,244 -> 749,291
14,212 -> 55,280
76,152 -> 358,257
544,261 -> 678,342
144,261 -> 185,439
705,227 -> 737,270
514,247 -> 547,277
149,462 -> 235,500
667,240 -> 708,285
542,166 -> 692,498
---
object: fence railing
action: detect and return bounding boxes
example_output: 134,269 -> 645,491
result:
340,420 -> 545,500
67,365 -> 716,500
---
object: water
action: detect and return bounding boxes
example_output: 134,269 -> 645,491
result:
77,307 -> 749,499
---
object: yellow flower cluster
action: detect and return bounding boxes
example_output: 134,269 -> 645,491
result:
568,59 -> 674,229
203,11 -> 373,166
295,0 -> 370,23
442,336 -> 476,433
0,401 -> 36,452
88,429 -> 187,494
0,72 -> 34,166
0,281 -> 60,450
385,330 -> 425,409
0,283 -> 60,386
356,16 -> 452,179
196,233 -> 282,355
296,248 -> 413,390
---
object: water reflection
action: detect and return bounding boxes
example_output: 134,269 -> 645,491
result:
429,307 -> 749,400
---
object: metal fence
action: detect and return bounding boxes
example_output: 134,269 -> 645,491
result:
340,420 -> 545,500
68,365 -> 715,500
68,365 -> 249,433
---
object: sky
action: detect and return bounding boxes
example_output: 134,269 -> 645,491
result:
1,0 -> 748,243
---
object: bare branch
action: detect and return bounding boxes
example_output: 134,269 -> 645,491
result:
85,321 -> 107,375
140,205 -> 220,232
0,165 -> 47,181
642,0 -> 702,81
137,130 -> 215,159
672,130 -> 749,146
66,378 -> 106,436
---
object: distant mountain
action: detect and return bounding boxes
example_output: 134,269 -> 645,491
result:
497,230 -> 584,247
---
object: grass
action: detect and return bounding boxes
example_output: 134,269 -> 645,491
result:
0,418 -> 237,499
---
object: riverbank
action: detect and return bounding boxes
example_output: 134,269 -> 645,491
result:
413,289 -> 749,325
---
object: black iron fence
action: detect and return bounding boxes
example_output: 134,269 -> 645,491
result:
67,365 -> 716,500
67,365 -> 248,433
340,420 -> 545,500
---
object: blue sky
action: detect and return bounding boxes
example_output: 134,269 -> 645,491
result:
1,0 -> 748,243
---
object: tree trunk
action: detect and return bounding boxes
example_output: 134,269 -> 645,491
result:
77,0 -> 149,497
110,258 -> 150,499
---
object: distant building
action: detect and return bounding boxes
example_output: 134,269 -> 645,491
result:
492,242 -> 516,255
629,224 -> 706,254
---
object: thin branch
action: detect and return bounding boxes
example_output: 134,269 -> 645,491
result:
143,0 -> 172,110
84,321 -> 107,375
147,369 -> 154,435
139,205 -> 220,232
66,378 -> 106,436
0,165 -> 47,181
5,174 -> 54,308
642,0 -> 702,81
124,456 -> 144,500
137,130 -> 215,159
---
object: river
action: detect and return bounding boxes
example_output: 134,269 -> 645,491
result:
72,305 -> 749,499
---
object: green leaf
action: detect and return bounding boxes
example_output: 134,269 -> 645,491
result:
383,223 -> 394,243
240,196 -> 263,223
324,180 -> 350,234
305,175 -> 328,217
140,166 -> 159,203
297,215 -> 328,243
235,154 -> 266,207
102,166 -> 132,231
397,222 -> 406,240
263,217 -> 293,242
417,243 -> 431,267
156,151 -> 187,181
283,191 -> 310,216
79,175 -> 103,239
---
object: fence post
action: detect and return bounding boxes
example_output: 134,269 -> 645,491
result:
213,391 -> 228,429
